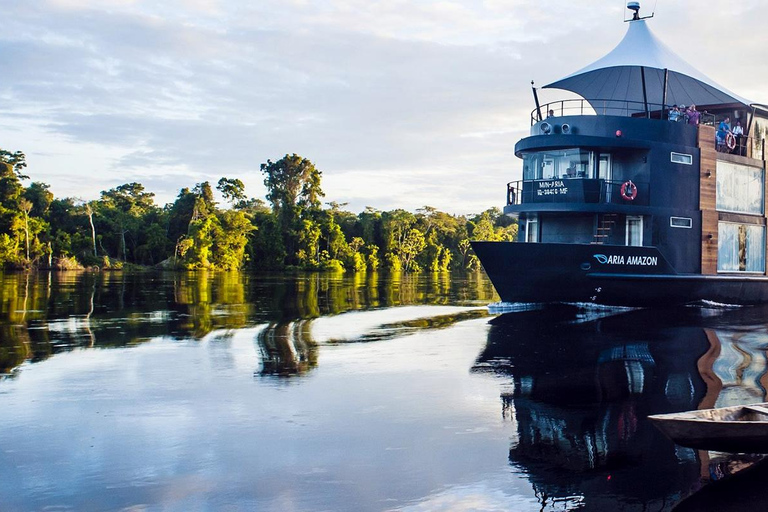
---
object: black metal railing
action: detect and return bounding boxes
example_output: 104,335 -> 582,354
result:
532,98 -> 716,125
530,98 -> 765,160
713,133 -> 765,160
506,178 -> 651,207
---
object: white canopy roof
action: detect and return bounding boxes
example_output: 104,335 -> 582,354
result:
545,19 -> 751,109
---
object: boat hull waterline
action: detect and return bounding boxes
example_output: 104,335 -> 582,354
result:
471,241 -> 768,307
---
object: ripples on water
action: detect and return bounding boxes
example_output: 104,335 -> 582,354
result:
2,271 -> 768,511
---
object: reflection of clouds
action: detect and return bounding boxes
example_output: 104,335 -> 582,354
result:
311,305 -> 479,343
398,479 -> 583,512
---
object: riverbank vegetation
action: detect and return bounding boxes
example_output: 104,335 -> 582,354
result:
0,149 -> 516,272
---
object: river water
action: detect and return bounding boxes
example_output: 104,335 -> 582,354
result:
1,271 -> 768,511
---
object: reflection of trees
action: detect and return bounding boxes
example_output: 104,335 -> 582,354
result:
257,320 -> 318,378
0,269 -> 497,376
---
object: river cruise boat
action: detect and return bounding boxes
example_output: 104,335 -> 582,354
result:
472,3 -> 768,307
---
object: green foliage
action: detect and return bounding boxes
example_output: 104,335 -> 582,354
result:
0,148 -> 518,274
296,219 -> 321,268
213,209 -> 255,270
261,154 -> 325,264
217,177 -> 246,206
365,244 -> 380,270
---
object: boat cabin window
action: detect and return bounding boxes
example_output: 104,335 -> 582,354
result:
716,161 -> 764,215
670,217 -> 692,228
626,216 -> 643,246
522,149 -> 594,180
718,222 -> 765,273
670,152 -> 693,165
525,215 -> 539,243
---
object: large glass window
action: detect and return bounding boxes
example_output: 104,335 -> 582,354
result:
716,161 -> 764,214
718,222 -> 765,273
523,149 -> 594,180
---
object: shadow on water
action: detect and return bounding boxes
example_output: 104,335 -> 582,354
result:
473,305 -> 768,510
672,455 -> 768,511
0,270 -> 496,379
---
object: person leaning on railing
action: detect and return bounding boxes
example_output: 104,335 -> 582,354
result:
716,116 -> 732,152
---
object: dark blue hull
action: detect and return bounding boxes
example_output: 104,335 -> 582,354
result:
471,241 -> 768,307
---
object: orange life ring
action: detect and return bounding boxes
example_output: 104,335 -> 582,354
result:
726,132 -> 737,151
620,180 -> 637,201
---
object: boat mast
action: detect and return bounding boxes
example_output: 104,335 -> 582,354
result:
625,1 -> 654,22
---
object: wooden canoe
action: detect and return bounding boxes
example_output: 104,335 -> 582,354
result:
648,403 -> 768,453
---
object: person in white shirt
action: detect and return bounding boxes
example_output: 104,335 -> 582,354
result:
732,120 -> 744,155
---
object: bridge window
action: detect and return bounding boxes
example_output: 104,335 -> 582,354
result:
523,149 -> 594,180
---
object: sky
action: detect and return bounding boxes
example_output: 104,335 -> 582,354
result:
2,0 -> 767,214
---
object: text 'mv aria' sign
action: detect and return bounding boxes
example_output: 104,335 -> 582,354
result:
522,178 -> 602,203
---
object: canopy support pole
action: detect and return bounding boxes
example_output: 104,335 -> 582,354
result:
531,81 -> 542,122
640,66 -> 649,118
661,68 -> 669,119
746,105 -> 756,137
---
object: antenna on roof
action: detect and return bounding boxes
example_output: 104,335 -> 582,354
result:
625,1 -> 654,22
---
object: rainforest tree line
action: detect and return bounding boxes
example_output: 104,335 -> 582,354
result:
0,149 -> 517,272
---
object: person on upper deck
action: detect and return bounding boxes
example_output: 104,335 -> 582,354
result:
547,109 -> 555,118
733,120 -> 745,155
716,116 -> 732,152
686,104 -> 701,125
668,105 -> 682,122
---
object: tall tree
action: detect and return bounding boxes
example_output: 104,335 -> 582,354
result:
217,177 -> 246,207
260,154 -> 324,265
98,182 -> 156,261
19,198 -> 32,260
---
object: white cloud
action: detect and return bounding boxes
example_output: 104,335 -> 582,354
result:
1,1 -> 767,213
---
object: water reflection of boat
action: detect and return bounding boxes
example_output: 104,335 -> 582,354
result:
474,305 -> 768,509
649,403 -> 768,453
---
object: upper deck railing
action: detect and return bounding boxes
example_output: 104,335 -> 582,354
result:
531,98 -> 765,160
532,98 -> 716,125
